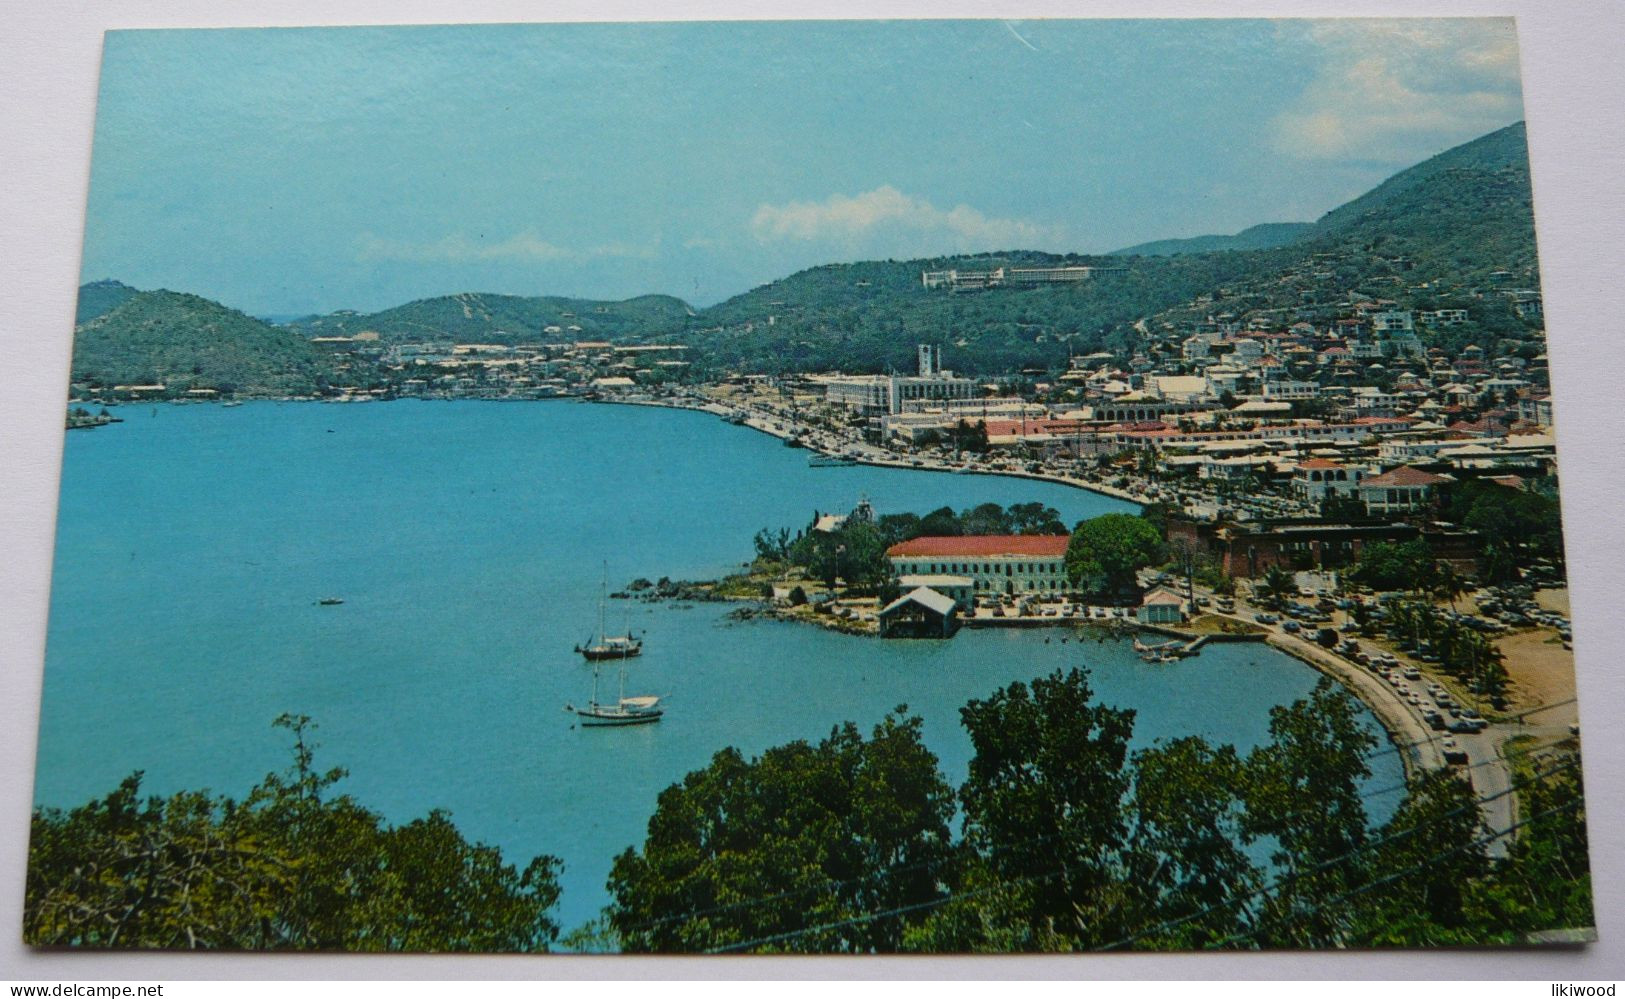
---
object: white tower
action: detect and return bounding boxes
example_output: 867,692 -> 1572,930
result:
917,343 -> 941,377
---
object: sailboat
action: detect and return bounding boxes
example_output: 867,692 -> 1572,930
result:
566,659 -> 664,727
574,571 -> 642,662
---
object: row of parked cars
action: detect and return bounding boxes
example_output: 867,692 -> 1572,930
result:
1475,588 -> 1573,643
1334,643 -> 1488,746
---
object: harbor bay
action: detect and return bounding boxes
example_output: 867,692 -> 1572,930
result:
38,399 -> 1405,934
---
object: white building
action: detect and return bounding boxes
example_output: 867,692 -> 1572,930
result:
886,535 -> 1071,596
1371,309 -> 1415,333
823,344 -> 977,415
1261,380 -> 1321,401
1292,458 -> 1367,504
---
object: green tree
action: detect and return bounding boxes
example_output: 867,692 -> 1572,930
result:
947,669 -> 1138,949
1065,513 -> 1164,597
606,711 -> 955,954
24,715 -> 562,951
1350,540 -> 1438,593
1120,738 -> 1260,948
1258,565 -> 1298,609
1240,680 -> 1377,947
1346,771 -> 1489,944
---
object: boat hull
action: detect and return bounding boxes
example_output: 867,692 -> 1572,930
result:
578,646 -> 642,662
572,707 -> 663,726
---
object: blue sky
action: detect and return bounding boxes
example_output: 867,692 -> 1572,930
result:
80,18 -> 1526,315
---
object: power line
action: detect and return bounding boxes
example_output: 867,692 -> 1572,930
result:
709,764 -> 1582,956
696,757 -> 1580,955
1206,792 -> 1586,950
613,733 -> 1576,943
1091,756 -> 1578,951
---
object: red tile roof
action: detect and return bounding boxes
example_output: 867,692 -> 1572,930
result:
887,535 -> 1071,558
1362,466 -> 1450,488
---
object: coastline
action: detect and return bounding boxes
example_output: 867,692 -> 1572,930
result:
593,393 -> 1151,507
1264,633 -> 1443,778
136,393 -> 1429,786
600,393 -> 1434,771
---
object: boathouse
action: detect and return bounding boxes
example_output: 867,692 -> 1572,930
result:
1137,586 -> 1187,625
879,587 -> 960,638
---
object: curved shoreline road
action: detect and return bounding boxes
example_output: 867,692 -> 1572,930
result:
1228,587 -> 1518,856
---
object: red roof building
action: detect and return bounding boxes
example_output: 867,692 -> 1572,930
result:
886,535 -> 1070,558
886,535 -> 1072,597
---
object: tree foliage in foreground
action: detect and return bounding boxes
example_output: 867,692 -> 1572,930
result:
25,715 -> 561,951
606,671 -> 1593,953
606,710 -> 955,953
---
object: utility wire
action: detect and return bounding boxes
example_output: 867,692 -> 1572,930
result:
613,734 -> 1575,941
1091,756 -> 1578,951
1206,793 -> 1586,950
698,758 -> 1580,954
709,769 -> 1582,956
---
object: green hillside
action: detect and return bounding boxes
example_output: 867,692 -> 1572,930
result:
682,121 -> 1539,374
78,123 -> 1540,386
75,279 -> 140,326
71,290 -> 337,396
1305,122 -> 1538,283
1111,222 -> 1315,257
682,250 -> 1302,375
288,291 -> 694,344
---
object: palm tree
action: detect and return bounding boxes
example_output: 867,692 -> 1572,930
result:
1260,565 -> 1296,609
1433,562 -> 1467,613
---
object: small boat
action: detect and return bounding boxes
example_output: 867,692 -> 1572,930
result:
576,569 -> 642,661
567,661 -> 663,726
316,597 -> 344,606
1132,637 -> 1181,654
576,634 -> 642,661
808,454 -> 857,468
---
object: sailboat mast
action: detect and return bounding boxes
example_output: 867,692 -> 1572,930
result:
599,564 -> 608,645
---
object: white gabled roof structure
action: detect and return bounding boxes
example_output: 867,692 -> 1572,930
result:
880,587 -> 959,618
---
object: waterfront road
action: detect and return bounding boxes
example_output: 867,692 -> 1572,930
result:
1224,585 -> 1520,856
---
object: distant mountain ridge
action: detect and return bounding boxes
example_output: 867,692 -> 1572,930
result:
286,290 -> 694,344
75,279 -> 140,326
73,121 -> 1538,386
1111,222 -> 1315,257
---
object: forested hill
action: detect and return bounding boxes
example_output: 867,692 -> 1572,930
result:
70,290 -> 335,396
285,291 -> 694,343
679,121 -> 1539,375
1306,121 -> 1538,278
680,250 -> 1299,375
1110,222 -> 1315,257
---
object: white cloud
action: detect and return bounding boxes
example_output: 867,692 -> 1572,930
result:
1271,19 -> 1525,162
355,230 -> 654,263
750,186 -> 1059,252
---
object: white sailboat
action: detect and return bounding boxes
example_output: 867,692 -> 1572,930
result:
567,658 -> 664,726
566,566 -> 662,726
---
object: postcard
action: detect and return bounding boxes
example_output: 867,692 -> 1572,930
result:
23,18 -> 1593,954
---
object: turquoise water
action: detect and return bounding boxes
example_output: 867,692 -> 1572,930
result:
36,400 -> 1403,935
